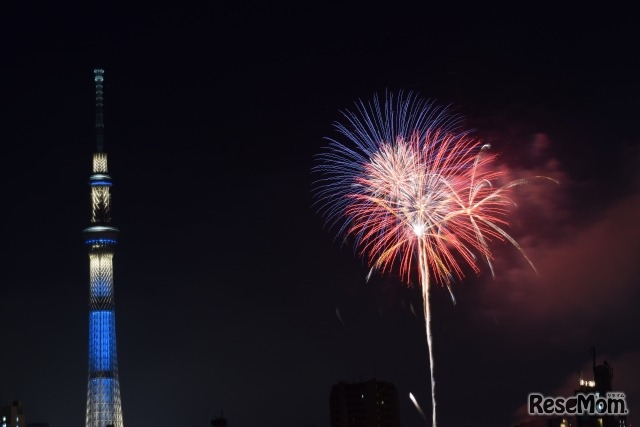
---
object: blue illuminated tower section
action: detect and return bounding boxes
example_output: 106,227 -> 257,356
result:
83,68 -> 124,427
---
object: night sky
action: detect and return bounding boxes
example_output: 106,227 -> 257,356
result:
1,3 -> 639,427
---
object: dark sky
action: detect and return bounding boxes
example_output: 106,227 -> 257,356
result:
1,3 -> 639,427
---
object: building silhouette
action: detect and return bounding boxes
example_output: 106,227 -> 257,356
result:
211,411 -> 228,427
0,401 -> 25,427
330,379 -> 400,427
83,69 -> 125,427
574,348 -> 627,427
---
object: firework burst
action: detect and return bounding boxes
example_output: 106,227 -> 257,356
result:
313,92 -> 550,426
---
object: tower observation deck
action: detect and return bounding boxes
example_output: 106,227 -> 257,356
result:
83,68 -> 124,427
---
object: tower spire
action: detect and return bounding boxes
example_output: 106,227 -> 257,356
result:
94,69 -> 105,152
84,68 -> 124,427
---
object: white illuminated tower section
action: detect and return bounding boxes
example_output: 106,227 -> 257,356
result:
83,68 -> 124,427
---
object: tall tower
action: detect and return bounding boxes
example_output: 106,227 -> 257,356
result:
83,68 -> 124,427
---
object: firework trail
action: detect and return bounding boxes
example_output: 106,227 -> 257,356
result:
313,91 -> 551,426
335,304 -> 345,326
410,392 -> 427,422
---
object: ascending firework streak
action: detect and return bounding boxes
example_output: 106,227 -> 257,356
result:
312,92 -> 551,426
410,392 -> 427,422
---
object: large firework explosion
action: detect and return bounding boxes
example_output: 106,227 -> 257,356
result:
313,91 -> 549,426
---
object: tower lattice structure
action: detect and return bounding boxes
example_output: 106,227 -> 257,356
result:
83,68 -> 124,427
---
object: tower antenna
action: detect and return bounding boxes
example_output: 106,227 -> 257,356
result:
94,69 -> 105,152
84,68 -> 124,427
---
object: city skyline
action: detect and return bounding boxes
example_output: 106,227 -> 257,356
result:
0,3 -> 638,427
